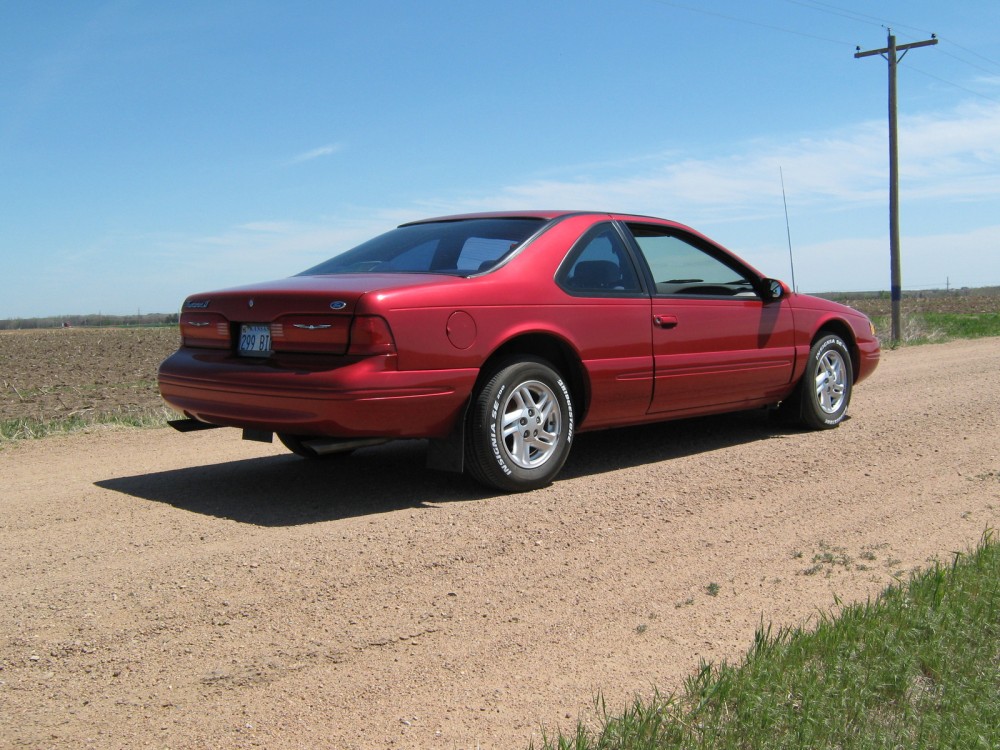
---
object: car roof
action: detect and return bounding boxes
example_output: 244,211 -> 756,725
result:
398,210 -> 691,227
399,210 -> 577,226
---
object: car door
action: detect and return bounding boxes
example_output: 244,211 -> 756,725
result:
623,223 -> 796,416
556,222 -> 654,430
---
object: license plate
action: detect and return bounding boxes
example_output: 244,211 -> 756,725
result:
238,324 -> 272,357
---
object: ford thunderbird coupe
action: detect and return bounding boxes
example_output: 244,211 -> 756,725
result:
158,211 -> 880,492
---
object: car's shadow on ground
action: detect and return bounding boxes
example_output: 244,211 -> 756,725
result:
96,410 -> 803,527
559,410 -> 794,481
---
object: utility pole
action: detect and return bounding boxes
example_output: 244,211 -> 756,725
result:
855,30 -> 937,344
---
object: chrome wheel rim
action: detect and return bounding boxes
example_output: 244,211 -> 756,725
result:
499,379 -> 562,469
815,350 -> 848,414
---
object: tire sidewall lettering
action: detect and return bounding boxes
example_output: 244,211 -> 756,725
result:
479,362 -> 572,487
556,377 -> 574,444
489,384 -> 512,475
812,336 -> 849,425
814,336 -> 846,363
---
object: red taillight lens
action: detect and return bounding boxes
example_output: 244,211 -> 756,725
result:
180,313 -> 230,349
348,315 -> 396,356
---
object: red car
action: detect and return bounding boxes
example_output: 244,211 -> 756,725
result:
158,211 -> 880,492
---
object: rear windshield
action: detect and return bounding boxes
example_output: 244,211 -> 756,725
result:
298,218 -> 547,276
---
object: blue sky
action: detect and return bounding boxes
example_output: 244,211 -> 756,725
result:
3,1 -> 1000,318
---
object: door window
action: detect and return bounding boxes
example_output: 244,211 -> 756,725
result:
627,226 -> 758,298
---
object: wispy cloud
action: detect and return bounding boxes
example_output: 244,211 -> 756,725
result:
399,101 -> 1000,292
972,75 -> 1000,89
237,221 -> 301,233
161,213 -> 401,282
139,102 -> 1000,306
285,143 -> 344,165
426,102 -> 1000,223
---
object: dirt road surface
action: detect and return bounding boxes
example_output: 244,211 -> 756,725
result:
2,338 -> 998,749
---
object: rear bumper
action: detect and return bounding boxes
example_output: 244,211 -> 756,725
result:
157,348 -> 478,438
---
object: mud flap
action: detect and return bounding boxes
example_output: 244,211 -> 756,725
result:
426,399 -> 469,474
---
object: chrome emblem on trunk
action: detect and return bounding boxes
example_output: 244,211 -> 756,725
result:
248,299 -> 255,308
330,301 -> 347,310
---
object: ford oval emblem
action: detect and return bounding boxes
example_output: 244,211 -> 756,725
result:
248,299 -> 254,308
330,301 -> 347,310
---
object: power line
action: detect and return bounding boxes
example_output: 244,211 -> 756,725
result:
636,2 -> 1000,108
779,1 -> 1000,84
779,0 -> 944,42
643,0 -> 1000,90
936,41 -> 1000,77
939,37 -> 1000,74
901,60 -> 1000,106
643,0 -> 849,45
779,0 -> 889,29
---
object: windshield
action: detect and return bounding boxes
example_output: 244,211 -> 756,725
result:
298,218 -> 547,276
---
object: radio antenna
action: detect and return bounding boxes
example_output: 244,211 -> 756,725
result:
780,167 -> 797,293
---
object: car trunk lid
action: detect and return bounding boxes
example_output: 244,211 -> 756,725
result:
179,274 -> 448,356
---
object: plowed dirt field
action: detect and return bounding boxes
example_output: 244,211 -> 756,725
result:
1,328 -> 177,424
1,336 -> 998,749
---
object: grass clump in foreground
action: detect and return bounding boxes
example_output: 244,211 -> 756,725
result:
871,311 -> 1000,346
0,408 -> 174,442
536,531 -> 999,750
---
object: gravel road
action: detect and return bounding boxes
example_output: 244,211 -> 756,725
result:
2,338 -> 998,749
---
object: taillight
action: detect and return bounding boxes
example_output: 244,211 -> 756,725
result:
348,315 -> 396,356
180,313 -> 230,349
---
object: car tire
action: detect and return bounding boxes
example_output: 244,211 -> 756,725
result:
277,433 -> 353,459
795,334 -> 853,430
465,357 -> 575,492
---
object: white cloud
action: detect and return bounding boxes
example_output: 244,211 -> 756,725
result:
174,103 -> 1000,295
972,75 -> 1000,89
285,143 -> 344,165
105,101 -> 999,314
427,102 -> 1000,225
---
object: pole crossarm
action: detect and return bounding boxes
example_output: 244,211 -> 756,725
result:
855,36 -> 937,58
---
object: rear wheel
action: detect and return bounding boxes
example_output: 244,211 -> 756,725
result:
465,357 -> 575,492
795,334 -> 853,429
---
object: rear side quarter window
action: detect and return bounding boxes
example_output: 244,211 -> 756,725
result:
557,223 -> 642,295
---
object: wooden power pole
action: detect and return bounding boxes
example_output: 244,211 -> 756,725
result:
855,30 -> 937,344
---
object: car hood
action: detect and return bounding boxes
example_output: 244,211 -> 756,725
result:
788,292 -> 870,318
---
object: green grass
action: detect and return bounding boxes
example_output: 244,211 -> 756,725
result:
534,531 -> 999,750
872,312 -> 1000,346
0,407 -> 174,442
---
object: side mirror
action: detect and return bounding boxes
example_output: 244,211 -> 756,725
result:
760,278 -> 786,302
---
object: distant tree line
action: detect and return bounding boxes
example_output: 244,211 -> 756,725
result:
818,286 -> 1000,302
0,313 -> 179,330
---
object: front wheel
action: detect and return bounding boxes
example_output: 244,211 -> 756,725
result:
465,357 -> 575,492
795,334 -> 853,429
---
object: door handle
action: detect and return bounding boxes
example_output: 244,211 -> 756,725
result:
654,315 -> 678,329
